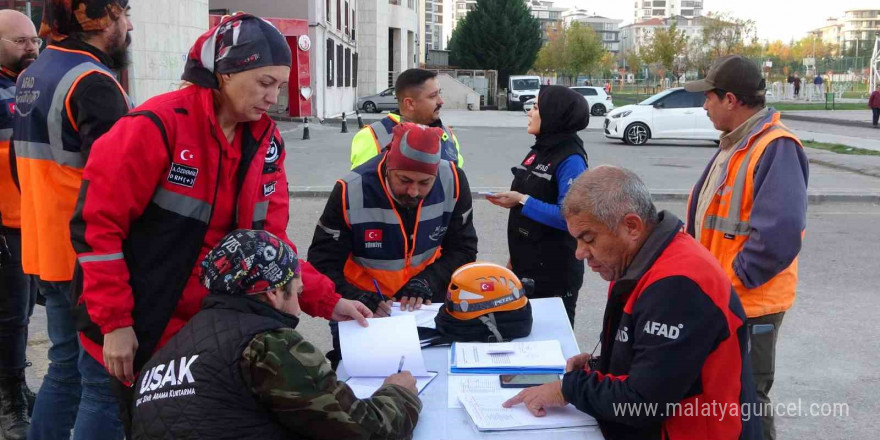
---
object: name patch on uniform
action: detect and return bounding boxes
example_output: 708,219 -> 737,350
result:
167,163 -> 199,188
263,181 -> 276,196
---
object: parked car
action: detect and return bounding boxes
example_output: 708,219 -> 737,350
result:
570,86 -> 615,116
603,87 -> 721,145
508,75 -> 541,111
357,87 -> 398,113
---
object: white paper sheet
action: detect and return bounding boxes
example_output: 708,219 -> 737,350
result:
453,341 -> 566,370
339,315 -> 429,377
446,375 -> 520,408
458,391 -> 597,431
391,302 -> 440,328
346,372 -> 439,399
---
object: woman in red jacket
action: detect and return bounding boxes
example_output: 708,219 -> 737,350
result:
70,13 -> 371,386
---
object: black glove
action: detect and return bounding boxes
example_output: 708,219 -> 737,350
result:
352,290 -> 385,312
394,277 -> 433,302
521,278 -> 535,297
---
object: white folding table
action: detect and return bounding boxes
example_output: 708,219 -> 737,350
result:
339,297 -> 605,439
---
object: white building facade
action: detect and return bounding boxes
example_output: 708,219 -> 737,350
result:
563,9 -> 623,54
357,0 -> 419,94
632,0 -> 702,24
129,0 -> 209,104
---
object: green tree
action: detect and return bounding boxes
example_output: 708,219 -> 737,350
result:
448,0 -> 542,86
700,12 -> 757,59
642,23 -> 688,81
623,49 -> 642,78
534,31 -> 566,74
564,22 -> 605,82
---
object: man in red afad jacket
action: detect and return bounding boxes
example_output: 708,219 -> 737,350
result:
504,166 -> 762,440
70,14 -> 371,394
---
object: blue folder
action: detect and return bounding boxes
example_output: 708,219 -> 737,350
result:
448,343 -> 565,375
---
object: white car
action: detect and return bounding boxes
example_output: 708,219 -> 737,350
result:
604,88 -> 721,145
570,86 -> 615,116
522,86 -> 615,116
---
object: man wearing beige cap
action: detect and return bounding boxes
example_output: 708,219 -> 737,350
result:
684,55 -> 809,440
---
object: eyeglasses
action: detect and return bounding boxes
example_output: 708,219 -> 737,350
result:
1,37 -> 43,48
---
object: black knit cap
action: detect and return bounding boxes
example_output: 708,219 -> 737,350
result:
182,13 -> 292,89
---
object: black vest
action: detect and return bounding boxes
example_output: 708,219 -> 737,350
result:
508,135 -> 586,292
131,295 -> 297,440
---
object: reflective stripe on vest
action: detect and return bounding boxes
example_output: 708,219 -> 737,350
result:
0,85 -> 14,100
151,187 -> 211,224
0,128 -> 11,139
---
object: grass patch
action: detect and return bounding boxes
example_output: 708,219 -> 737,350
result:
803,140 -> 880,156
773,102 -> 867,111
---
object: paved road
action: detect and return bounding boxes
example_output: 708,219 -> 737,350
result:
23,199 -> 880,439
279,121 -> 880,196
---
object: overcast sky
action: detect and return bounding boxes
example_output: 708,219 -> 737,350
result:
554,0 -> 878,43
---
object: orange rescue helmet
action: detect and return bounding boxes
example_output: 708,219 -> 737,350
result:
446,262 -> 528,321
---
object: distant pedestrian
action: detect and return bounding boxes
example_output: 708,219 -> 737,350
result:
793,73 -> 801,97
870,84 -> 880,128
603,81 -> 611,94
813,73 -> 823,95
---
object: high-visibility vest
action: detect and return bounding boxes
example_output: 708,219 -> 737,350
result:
13,46 -> 130,281
350,113 -> 463,169
689,114 -> 803,317
341,153 -> 459,296
0,69 -> 19,228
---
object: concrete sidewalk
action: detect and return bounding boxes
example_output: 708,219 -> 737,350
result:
781,109 -> 876,129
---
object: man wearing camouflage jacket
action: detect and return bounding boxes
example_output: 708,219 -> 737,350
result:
131,230 -> 421,440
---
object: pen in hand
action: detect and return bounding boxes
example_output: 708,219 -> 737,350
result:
397,355 -> 405,373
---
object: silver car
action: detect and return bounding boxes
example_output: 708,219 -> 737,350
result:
357,87 -> 398,113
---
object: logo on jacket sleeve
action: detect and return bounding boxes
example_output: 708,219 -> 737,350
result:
265,137 -> 281,163
6,102 -> 13,115
523,154 -> 536,166
263,181 -> 276,197
167,163 -> 199,188
364,229 -> 383,248
643,321 -> 683,340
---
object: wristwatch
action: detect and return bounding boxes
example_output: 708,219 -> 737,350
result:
519,195 -> 530,206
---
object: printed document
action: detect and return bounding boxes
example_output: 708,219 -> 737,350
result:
339,315 -> 429,377
459,391 -> 597,431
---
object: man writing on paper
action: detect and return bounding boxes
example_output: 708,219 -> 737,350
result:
503,166 -> 762,440
309,122 -> 477,315
131,230 -> 422,440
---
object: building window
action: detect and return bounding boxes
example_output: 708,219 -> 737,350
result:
353,53 -> 358,87
326,0 -> 331,23
326,39 -> 334,86
652,9 -> 664,15
345,48 -> 352,87
352,10 -> 356,40
345,1 -> 350,35
337,0 -> 341,30
337,44 -> 344,87
209,8 -> 229,15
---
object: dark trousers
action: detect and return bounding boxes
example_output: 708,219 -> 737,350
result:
0,230 -> 38,377
872,108 -> 879,126
747,311 -> 785,440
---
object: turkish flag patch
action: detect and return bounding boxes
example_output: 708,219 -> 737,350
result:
523,154 -> 536,166
480,282 -> 495,292
365,229 -> 383,242
7,102 -> 14,114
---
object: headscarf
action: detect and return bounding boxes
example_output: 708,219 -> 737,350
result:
40,0 -> 128,42
200,230 -> 301,297
535,85 -> 590,149
182,13 -> 292,89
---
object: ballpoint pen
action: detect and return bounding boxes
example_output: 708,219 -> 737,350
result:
397,355 -> 405,373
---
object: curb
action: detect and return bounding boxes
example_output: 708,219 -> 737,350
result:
288,187 -> 880,204
781,113 -> 874,129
